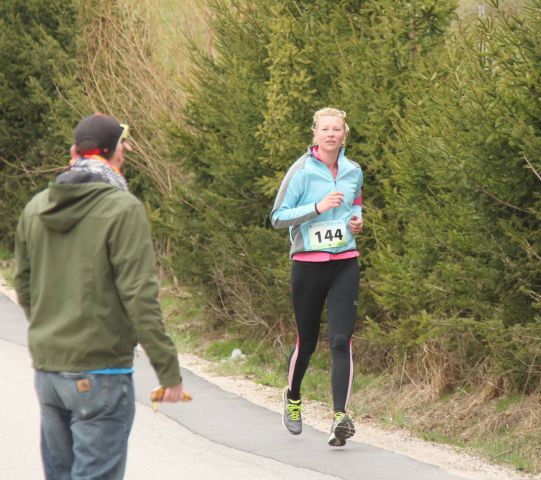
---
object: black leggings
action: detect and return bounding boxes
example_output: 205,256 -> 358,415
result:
287,258 -> 360,413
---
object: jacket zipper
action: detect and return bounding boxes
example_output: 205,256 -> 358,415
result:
314,154 -> 343,222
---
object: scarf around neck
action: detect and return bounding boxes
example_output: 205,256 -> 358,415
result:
70,157 -> 128,191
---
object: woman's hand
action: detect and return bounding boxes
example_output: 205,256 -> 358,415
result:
349,215 -> 363,235
316,191 -> 344,214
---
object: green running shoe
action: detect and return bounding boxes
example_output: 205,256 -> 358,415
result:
282,387 -> 302,435
328,412 -> 355,447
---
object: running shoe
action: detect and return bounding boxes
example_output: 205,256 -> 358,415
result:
282,387 -> 302,435
328,412 -> 355,447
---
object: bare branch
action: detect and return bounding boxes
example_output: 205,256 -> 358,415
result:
522,152 -> 541,183
476,184 -> 530,213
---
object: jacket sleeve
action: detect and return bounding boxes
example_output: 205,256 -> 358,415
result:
270,168 -> 319,228
108,202 -> 181,387
352,169 -> 363,219
14,213 -> 31,320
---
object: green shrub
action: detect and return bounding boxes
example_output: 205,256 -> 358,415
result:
0,0 -> 83,246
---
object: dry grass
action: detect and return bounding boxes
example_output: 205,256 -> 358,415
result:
348,353 -> 541,474
145,0 -> 214,70
350,384 -> 541,473
77,0 -> 212,194
457,0 -> 525,21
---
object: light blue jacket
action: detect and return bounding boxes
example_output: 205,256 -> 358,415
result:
270,147 -> 363,257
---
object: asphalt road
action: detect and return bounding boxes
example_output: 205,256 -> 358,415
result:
0,292 -> 468,480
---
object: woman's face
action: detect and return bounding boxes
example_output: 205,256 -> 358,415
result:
313,115 -> 346,152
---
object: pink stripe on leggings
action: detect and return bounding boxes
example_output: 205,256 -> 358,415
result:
288,336 -> 300,390
345,338 -> 354,409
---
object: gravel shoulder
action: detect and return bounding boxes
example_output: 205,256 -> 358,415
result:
0,275 -> 534,480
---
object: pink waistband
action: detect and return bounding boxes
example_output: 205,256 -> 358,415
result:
292,250 -> 359,262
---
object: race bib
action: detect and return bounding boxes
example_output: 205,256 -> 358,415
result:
308,220 -> 347,249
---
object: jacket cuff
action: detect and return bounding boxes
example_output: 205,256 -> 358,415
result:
159,372 -> 183,388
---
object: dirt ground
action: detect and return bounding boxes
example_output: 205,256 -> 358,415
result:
0,275 -> 535,480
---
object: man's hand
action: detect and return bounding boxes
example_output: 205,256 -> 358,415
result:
150,384 -> 191,412
162,384 -> 185,403
349,215 -> 363,235
316,192 -> 344,214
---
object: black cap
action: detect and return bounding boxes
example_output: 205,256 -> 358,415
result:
74,113 -> 123,159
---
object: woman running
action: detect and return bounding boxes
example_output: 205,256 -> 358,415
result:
270,107 -> 363,447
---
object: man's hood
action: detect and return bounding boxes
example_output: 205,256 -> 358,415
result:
39,181 -> 117,232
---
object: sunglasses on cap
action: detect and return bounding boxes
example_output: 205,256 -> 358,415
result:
116,123 -> 130,150
116,123 -> 130,148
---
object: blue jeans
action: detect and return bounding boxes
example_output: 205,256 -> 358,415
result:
35,371 -> 135,480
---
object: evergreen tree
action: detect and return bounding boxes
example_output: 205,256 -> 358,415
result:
366,1 -> 540,389
332,1 -> 457,319
374,2 -> 540,325
165,0 -> 292,332
167,0 -> 457,334
0,0 -> 83,246
253,0 -> 457,321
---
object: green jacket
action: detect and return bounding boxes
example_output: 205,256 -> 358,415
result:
14,182 -> 181,387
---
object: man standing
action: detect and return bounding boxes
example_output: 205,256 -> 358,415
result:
14,113 -> 184,479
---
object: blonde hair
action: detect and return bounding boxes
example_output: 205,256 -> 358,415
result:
311,108 -> 350,145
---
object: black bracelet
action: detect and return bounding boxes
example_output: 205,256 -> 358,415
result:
315,203 -> 320,214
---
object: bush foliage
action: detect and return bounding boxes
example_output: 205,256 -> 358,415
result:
0,0 -> 83,245
1,0 -> 539,392
166,0 -> 540,391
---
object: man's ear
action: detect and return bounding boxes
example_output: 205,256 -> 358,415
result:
70,144 -> 78,161
111,154 -> 125,170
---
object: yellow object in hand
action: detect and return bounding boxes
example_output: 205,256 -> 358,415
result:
150,386 -> 192,412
